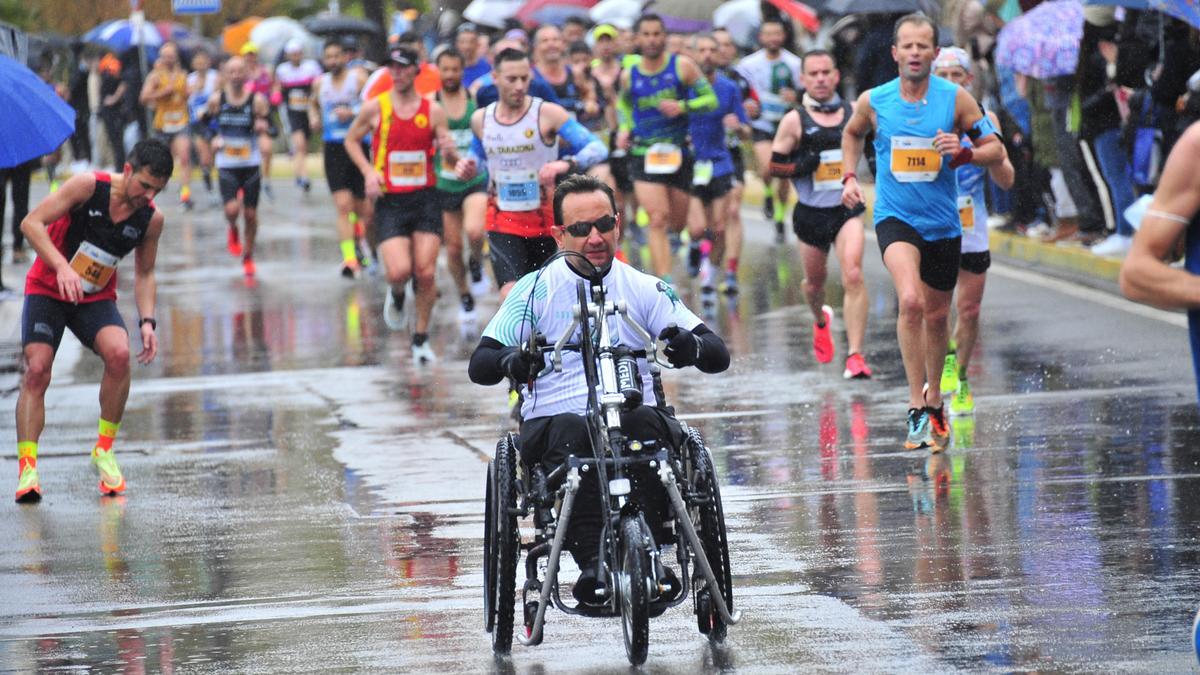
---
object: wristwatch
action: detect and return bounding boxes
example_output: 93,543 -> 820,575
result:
139,317 -> 157,330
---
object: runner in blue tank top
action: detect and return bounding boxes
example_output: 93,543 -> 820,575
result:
932,48 -> 1015,425
616,13 -> 717,282
1119,121 -> 1200,402
841,14 -> 1005,453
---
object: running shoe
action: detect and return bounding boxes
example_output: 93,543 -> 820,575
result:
468,257 -> 490,297
92,448 -> 126,496
813,305 -> 834,364
774,219 -> 785,245
15,458 -> 40,502
698,257 -> 715,292
297,177 -> 311,194
687,242 -> 702,277
227,228 -> 242,257
951,379 -> 975,415
340,260 -> 361,280
720,271 -> 739,296
905,407 -> 932,450
843,352 -> 872,379
459,293 -> 477,323
411,341 -> 438,365
926,404 -> 950,452
242,256 -> 256,278
383,288 -> 407,331
940,352 -> 959,394
762,193 -> 774,221
262,182 -> 274,202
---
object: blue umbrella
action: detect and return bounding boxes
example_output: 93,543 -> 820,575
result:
1152,0 -> 1200,28
83,19 -> 163,53
1082,0 -> 1149,7
0,54 -> 75,169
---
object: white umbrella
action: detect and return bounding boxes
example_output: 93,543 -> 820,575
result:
590,0 -> 646,30
249,17 -> 316,64
463,0 -> 525,29
713,0 -> 761,48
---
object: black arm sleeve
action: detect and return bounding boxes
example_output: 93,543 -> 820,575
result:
469,337 -> 517,385
692,324 -> 729,374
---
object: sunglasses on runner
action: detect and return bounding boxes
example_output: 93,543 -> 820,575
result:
562,214 -> 618,237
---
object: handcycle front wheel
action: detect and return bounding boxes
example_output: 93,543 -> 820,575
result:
618,515 -> 651,666
689,428 -> 733,643
489,435 -> 520,655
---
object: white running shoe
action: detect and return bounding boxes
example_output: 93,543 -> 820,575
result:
1090,233 -> 1132,257
383,286 -> 408,331
698,257 -> 715,292
411,341 -> 438,365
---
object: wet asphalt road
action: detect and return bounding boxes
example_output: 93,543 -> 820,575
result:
1,176 -> 1199,673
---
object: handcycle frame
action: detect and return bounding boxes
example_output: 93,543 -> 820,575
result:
484,263 -> 739,664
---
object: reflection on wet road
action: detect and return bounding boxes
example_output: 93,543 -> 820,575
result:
2,181 -> 1198,671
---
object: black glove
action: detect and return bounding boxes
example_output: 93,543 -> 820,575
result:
658,325 -> 700,368
500,347 -> 540,383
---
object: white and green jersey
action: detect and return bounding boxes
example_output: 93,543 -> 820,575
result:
483,257 -> 702,420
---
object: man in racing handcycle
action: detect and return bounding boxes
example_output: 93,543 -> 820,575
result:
469,174 -> 730,606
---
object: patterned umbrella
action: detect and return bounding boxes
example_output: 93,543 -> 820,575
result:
1152,0 -> 1200,29
995,0 -> 1084,80
83,19 -> 163,53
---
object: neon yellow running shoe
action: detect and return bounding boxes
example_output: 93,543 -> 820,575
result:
951,378 -> 975,416
940,352 -> 959,394
92,449 -> 126,496
15,458 -> 41,502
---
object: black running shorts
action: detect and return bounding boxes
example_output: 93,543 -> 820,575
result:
218,166 -> 262,208
960,251 -> 991,274
323,142 -> 365,199
875,217 -> 962,292
488,231 -> 556,287
375,190 -> 442,241
21,294 -> 125,353
792,202 -> 866,253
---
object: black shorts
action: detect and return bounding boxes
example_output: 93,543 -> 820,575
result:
691,173 -> 735,204
154,128 -> 187,144
286,110 -> 312,139
751,128 -> 775,144
488,231 -> 557,287
438,181 -> 487,213
21,294 -> 125,353
218,166 -> 262,208
376,190 -> 442,241
875,217 -> 962,292
610,152 -> 634,193
190,120 -> 215,141
960,250 -> 991,274
323,143 -> 365,198
792,201 -> 866,252
630,150 -> 692,191
730,146 -> 746,184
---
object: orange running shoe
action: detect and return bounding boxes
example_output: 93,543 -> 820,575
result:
15,456 -> 41,502
843,352 -> 872,379
926,404 -> 951,452
813,305 -> 834,364
242,256 -> 257,278
227,227 -> 242,257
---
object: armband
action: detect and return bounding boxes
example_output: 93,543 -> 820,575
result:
559,118 -> 608,170
768,151 -> 797,178
966,114 -> 998,141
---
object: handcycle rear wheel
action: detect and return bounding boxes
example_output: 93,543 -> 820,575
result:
689,429 -> 733,643
618,515 -> 651,665
490,435 -> 520,654
483,460 -> 496,632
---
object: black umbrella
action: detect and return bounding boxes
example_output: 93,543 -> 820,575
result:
302,14 -> 382,36
823,0 -> 921,15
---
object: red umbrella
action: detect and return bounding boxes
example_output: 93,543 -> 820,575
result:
765,0 -> 820,34
515,0 -> 599,29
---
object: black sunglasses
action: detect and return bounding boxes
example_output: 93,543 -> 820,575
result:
562,214 -> 618,237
